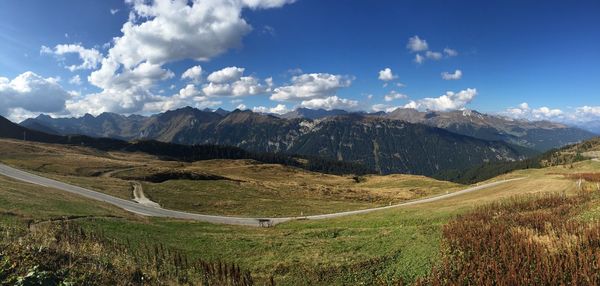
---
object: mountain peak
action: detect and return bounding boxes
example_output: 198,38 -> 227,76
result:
281,107 -> 349,119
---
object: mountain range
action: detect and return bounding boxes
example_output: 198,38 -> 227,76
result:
19,107 -> 596,176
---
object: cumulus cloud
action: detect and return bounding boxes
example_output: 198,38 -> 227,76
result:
299,96 -> 358,110
444,48 -> 458,57
181,65 -> 202,83
202,76 -> 267,97
206,66 -> 244,83
407,36 -> 428,52
199,67 -> 269,97
441,69 -> 463,80
414,54 -> 425,64
252,104 -> 289,114
0,72 -> 71,119
77,0 -> 293,114
425,51 -> 443,60
41,44 -> 103,71
271,73 -> 352,101
378,68 -> 397,81
503,103 -> 600,123
372,104 -> 401,113
102,0 -> 293,68
69,75 -> 82,85
532,107 -> 563,119
404,88 -> 477,111
576,106 -> 600,118
383,90 -> 408,102
110,8 -> 119,15
503,103 -> 564,120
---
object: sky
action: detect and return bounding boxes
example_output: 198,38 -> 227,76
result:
0,0 -> 599,123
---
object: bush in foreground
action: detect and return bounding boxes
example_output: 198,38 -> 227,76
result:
0,221 -> 254,285
417,192 -> 600,285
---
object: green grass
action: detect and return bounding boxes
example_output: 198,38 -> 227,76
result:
143,179 -> 379,216
0,139 -> 468,216
74,203 -> 456,285
0,175 -> 129,220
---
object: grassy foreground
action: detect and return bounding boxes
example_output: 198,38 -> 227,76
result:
2,161 -> 590,284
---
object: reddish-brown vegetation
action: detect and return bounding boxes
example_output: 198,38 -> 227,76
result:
417,193 -> 600,285
566,173 -> 600,182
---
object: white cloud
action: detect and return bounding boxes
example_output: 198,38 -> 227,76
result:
572,106 -> 600,123
502,103 -> 600,123
414,54 -> 425,64
404,88 -> 477,111
519,102 -> 530,110
41,44 -> 103,71
206,66 -> 245,83
181,65 -> 203,83
0,72 -> 71,119
372,104 -> 401,113
252,104 -> 289,114
299,96 -> 358,110
236,103 -> 247,110
78,0 -> 293,115
69,75 -> 82,85
503,103 -> 564,120
532,107 -> 563,119
90,61 -> 174,92
202,75 -> 266,97
443,48 -> 458,57
378,68 -> 397,81
441,69 -> 463,80
425,51 -> 442,60
407,36 -> 428,52
383,90 -> 407,102
271,73 -> 352,101
110,8 -> 119,15
103,0 -> 293,68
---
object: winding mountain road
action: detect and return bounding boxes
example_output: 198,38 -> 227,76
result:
0,163 -> 522,227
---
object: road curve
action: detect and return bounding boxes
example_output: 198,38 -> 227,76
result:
0,163 -> 522,227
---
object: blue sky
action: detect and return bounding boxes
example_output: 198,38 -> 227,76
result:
0,0 -> 599,122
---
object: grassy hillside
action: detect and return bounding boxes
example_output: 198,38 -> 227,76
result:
0,139 -> 462,216
435,136 -> 600,184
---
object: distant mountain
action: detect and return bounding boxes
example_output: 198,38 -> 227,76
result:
574,120 -> 600,135
280,108 -> 349,119
285,114 -> 535,175
18,108 -> 537,176
384,108 -> 595,151
2,115 -> 372,176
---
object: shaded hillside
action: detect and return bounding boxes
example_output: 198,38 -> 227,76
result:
436,136 -> 600,184
280,108 -> 350,119
287,115 -> 535,175
19,108 -> 542,177
384,108 -> 595,151
3,115 -> 372,175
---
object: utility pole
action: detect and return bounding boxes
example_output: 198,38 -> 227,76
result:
23,131 -> 26,141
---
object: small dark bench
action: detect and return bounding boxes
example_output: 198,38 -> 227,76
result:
258,219 -> 273,228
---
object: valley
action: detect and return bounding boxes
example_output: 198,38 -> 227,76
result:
2,132 -> 600,284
